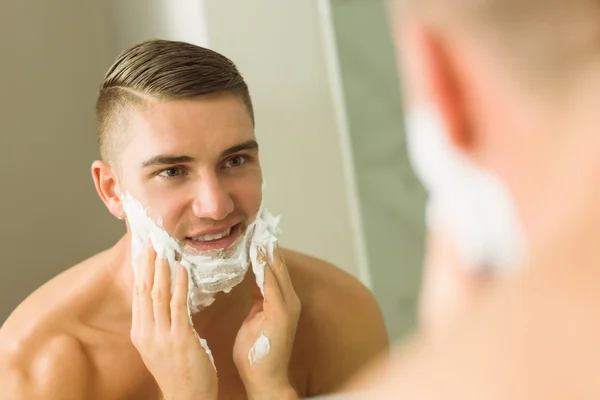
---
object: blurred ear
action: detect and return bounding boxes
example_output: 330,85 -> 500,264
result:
91,160 -> 124,219
402,23 -> 473,153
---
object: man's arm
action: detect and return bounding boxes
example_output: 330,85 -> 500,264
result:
0,335 -> 94,400
308,276 -> 389,395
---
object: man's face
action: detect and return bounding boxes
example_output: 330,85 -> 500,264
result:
117,94 -> 262,255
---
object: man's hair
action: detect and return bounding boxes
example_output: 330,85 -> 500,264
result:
406,0 -> 600,91
96,39 -> 254,164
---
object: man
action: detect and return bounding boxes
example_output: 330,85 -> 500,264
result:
349,0 -> 600,397
0,40 -> 388,399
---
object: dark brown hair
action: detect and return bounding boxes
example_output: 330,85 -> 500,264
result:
96,39 -> 254,163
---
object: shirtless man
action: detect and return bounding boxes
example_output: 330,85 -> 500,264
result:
0,39 -> 388,399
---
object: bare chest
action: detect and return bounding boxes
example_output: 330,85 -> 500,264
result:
87,337 -> 309,400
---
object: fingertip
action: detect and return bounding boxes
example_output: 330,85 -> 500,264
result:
143,240 -> 157,266
171,263 -> 191,327
147,239 -> 157,256
262,262 -> 280,293
133,257 -> 141,281
267,242 -> 282,265
176,263 -> 188,283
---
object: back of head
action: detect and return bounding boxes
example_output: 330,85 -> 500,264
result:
96,40 -> 254,166
404,0 -> 600,94
394,0 -> 600,272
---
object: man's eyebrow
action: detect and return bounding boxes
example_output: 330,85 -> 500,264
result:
140,140 -> 258,168
220,140 -> 259,158
141,155 -> 195,168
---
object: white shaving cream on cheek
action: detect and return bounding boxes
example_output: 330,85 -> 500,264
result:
248,332 -> 271,365
121,184 -> 282,312
121,183 -> 282,371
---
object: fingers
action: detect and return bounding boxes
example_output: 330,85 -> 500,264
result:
131,254 -> 141,334
267,245 -> 298,308
261,245 -> 301,324
262,265 -> 284,309
171,264 -> 192,333
152,256 -> 172,331
135,241 -> 157,330
261,247 -> 284,308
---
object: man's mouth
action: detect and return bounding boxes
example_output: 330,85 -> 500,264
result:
184,223 -> 243,253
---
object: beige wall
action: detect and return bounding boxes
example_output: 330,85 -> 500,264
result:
0,1 -> 370,323
203,0 -> 369,282
0,1 -> 124,322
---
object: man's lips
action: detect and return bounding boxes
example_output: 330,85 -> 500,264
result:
184,223 -> 243,252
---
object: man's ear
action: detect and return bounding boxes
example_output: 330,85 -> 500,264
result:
91,160 -> 124,219
403,23 -> 472,152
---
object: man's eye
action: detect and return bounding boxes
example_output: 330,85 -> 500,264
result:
158,167 -> 185,178
223,156 -> 246,168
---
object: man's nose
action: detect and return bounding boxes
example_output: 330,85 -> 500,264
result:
191,175 -> 234,221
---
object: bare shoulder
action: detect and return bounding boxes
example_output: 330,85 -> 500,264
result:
282,249 -> 389,393
0,332 -> 95,400
283,249 -> 382,315
0,249 -> 117,400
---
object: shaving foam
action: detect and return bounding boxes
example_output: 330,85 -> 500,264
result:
248,332 -> 271,365
405,106 -> 526,270
122,183 -> 281,374
122,183 -> 282,312
199,337 -> 216,371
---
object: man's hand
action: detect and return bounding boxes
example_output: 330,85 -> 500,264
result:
233,245 -> 301,400
130,242 -> 217,400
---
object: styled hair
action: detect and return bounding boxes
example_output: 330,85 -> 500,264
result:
96,39 -> 254,163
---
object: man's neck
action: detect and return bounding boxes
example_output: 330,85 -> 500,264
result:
419,228 -> 494,343
191,272 -> 254,336
528,96 -> 600,255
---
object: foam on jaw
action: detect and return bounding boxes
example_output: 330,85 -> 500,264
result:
122,187 -> 282,312
249,211 -> 280,296
121,183 -> 281,372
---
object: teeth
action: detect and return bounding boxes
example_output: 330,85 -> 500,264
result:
191,228 -> 232,242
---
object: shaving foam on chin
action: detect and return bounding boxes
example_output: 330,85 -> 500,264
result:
404,106 -> 526,271
122,183 -> 282,374
122,182 -> 282,313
